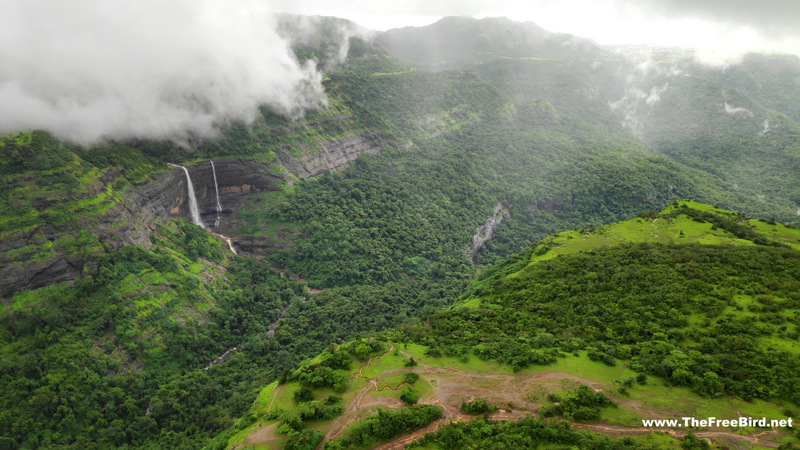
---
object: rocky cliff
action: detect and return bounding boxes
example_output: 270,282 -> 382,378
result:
279,133 -> 383,178
0,168 -> 185,298
1,130 -> 386,298
465,202 -> 510,263
183,159 -> 290,233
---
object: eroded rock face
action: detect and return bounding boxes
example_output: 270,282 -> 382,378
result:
179,159 -> 289,235
2,133 -> 385,298
466,202 -> 511,263
280,134 -> 383,178
0,169 -> 185,298
175,134 -> 385,236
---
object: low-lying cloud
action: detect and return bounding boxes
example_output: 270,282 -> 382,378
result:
0,0 -> 327,145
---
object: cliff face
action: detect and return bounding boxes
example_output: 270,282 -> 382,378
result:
279,134 -> 383,178
177,134 -> 384,238
465,202 -> 510,263
0,168 -> 185,298
1,131 -> 385,298
183,159 -> 289,233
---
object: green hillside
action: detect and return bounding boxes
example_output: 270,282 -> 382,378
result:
377,18 -> 800,222
226,201 -> 800,449
3,14 -> 800,450
410,200 -> 800,392
0,215 -> 325,449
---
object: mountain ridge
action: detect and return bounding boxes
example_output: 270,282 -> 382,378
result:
2,14 -> 800,449
226,200 -> 800,449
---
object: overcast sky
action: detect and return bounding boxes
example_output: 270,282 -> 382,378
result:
1,0 -> 797,145
273,0 -> 800,56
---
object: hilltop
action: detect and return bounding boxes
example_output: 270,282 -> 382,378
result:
228,200 -> 800,449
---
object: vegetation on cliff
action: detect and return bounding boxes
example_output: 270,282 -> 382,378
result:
3,14 -> 800,450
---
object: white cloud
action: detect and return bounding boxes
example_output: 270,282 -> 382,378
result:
646,83 -> 668,106
0,0 -> 327,145
724,102 -> 753,116
3,0 -> 798,145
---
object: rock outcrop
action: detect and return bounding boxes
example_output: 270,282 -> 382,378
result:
466,202 -> 510,263
2,133 -> 386,298
183,159 -> 290,234
280,133 -> 383,178
0,168 -> 185,298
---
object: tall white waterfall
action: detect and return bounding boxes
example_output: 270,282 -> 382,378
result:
168,162 -> 237,255
210,160 -> 222,228
168,163 -> 205,229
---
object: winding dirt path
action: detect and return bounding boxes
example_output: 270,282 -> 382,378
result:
648,217 -> 659,241
370,353 -> 787,450
354,346 -> 394,380
246,347 -> 789,450
326,346 -> 407,442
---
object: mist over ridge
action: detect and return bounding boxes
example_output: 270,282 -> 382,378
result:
2,0 -> 799,146
0,0 -> 328,145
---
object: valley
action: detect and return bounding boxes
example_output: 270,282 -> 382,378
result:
1,12 -> 800,450
220,201 -> 800,449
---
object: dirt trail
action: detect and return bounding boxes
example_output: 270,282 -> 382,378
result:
266,383 -> 280,412
237,422 -> 280,450
326,346 -> 407,441
354,346 -> 394,379
374,417 -> 448,450
371,354 -> 786,450
376,408 -> 782,450
649,217 -> 659,241
246,348 -> 788,450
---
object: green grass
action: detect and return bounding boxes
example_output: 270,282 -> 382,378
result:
224,418 -> 279,450
267,164 -> 287,176
238,150 -> 277,164
359,347 -> 407,379
267,381 -> 302,413
234,334 -> 798,450
626,382 -> 739,420
12,131 -> 33,146
732,398 -> 795,423
457,297 -> 481,309
373,373 -> 407,392
520,351 -> 637,384
513,199 -> 796,276
601,404 -> 647,426
398,345 -> 794,431
10,284 -> 67,310
629,432 -> 683,448
373,373 -> 433,402
748,219 -> 800,250
252,381 -> 280,415
401,343 -> 515,374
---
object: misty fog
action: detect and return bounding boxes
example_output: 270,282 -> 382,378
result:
0,0 -> 328,145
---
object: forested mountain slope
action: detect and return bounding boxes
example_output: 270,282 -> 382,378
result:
2,14 -> 800,450
228,200 -> 800,449
378,17 -> 800,221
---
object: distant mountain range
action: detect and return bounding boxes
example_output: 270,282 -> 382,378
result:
1,14 -> 799,449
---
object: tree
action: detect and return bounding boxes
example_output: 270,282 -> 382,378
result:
354,344 -> 371,359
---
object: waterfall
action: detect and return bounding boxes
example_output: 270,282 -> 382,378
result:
168,162 -> 237,255
210,159 -> 222,228
168,163 -> 205,229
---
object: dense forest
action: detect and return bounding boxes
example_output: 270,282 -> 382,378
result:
398,202 -> 800,403
3,13 -> 800,450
